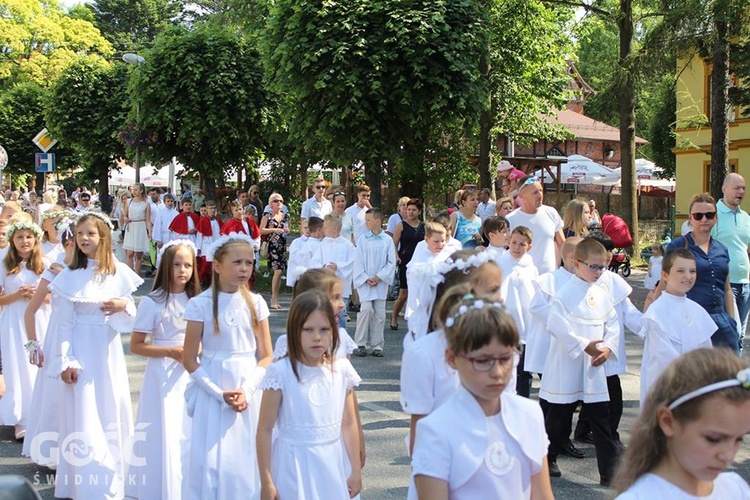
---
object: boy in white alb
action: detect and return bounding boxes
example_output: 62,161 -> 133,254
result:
541,238 -> 620,485
353,209 -> 397,357
405,222 -> 449,343
573,231 -> 643,446
309,214 -> 355,325
153,194 -> 179,265
482,216 -> 509,262
525,238 -> 579,380
286,218 -> 311,288
345,185 -> 373,243
498,226 -> 538,397
638,248 -> 715,403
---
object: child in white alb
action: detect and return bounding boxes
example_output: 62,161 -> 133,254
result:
498,226 -> 538,398
541,238 -> 620,485
285,218 -> 311,288
353,209 -> 396,357
309,214 -> 355,328
483,215 -> 509,262
412,295 -> 552,499
638,248 -> 715,404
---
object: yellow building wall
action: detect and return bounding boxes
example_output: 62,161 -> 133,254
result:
675,55 -> 750,233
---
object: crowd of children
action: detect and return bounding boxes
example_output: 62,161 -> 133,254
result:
0,184 -> 747,500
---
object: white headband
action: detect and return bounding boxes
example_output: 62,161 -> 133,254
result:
444,295 -> 504,328
668,368 -> 750,410
158,239 -> 197,259
205,232 -> 253,262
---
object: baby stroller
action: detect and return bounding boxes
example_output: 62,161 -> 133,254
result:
602,214 -> 633,277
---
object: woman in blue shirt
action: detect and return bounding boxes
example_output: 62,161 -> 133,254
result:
664,193 -> 739,353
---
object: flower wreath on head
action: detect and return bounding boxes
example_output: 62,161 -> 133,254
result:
205,232 -> 253,262
444,294 -> 504,328
54,216 -> 77,240
78,210 -> 114,231
41,209 -> 70,221
7,221 -> 44,240
440,249 -> 497,275
158,239 -> 197,259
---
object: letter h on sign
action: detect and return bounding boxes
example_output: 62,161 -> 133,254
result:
35,153 -> 55,173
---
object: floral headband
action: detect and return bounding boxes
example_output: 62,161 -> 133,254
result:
78,211 -> 114,230
7,221 -> 44,240
444,295 -> 504,328
158,239 -> 197,258
41,209 -> 70,221
205,232 -> 253,262
668,368 -> 750,411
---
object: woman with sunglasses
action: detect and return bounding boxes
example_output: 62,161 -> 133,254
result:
657,193 -> 739,353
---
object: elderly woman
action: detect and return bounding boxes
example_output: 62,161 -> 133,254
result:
661,193 -> 738,352
260,192 -> 290,309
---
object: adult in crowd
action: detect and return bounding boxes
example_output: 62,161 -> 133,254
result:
247,185 -> 264,224
386,197 -> 410,236
147,187 -> 162,223
345,185 -> 372,243
475,187 -> 496,220
450,189 -> 482,249
26,191 -> 39,220
36,188 -> 58,224
332,189 -> 355,243
192,188 -> 205,211
180,183 -> 192,202
235,188 -> 249,209
300,176 -> 332,221
562,198 -> 593,238
391,198 -> 425,330
75,191 -> 93,212
663,193 -> 738,353
712,172 -> 750,352
588,199 -> 601,226
122,182 -> 152,275
261,192 -> 290,310
506,176 -> 565,275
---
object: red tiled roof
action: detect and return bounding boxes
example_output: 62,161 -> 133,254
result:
546,108 -> 648,144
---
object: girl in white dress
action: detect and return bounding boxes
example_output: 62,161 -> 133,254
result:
0,220 -> 50,440
51,212 -> 143,499
22,216 -> 77,467
613,348 -> 750,499
126,240 -> 201,500
122,182 -> 152,275
644,243 -> 664,290
182,234 -> 273,499
39,209 -> 67,261
257,289 -> 362,500
412,295 -> 553,500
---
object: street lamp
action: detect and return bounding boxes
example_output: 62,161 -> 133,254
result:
122,53 -> 145,183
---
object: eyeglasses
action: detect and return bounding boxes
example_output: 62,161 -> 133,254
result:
460,354 -> 515,372
691,211 -> 716,221
314,185 -> 326,190
272,199 -> 283,203
333,191 -> 345,197
578,260 -> 606,272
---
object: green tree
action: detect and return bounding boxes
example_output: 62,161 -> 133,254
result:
45,57 -> 129,210
91,0 -> 183,53
477,0 -> 573,190
132,25 -> 269,197
263,0 -> 487,204
0,0 -> 113,90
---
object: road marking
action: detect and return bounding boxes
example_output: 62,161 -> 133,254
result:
359,401 -> 410,422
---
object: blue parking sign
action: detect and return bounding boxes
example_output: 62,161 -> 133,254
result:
35,153 -> 55,173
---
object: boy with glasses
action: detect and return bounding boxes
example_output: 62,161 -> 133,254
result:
540,238 -> 620,485
300,177 -> 332,221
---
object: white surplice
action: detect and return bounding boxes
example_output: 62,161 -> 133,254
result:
309,236 -> 355,296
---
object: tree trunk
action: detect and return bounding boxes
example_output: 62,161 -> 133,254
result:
618,0 -> 639,255
478,48 -> 493,191
400,140 -> 426,200
205,176 -> 217,201
99,170 -> 111,215
365,159 -> 383,208
710,12 -> 730,201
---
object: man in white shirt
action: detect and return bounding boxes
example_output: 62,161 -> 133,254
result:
506,176 -> 565,275
475,188 -> 496,220
345,185 -> 372,243
147,187 -> 162,228
300,176 -> 333,221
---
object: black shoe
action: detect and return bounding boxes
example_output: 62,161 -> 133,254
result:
372,349 -> 384,357
355,347 -> 367,357
349,303 -> 361,312
575,431 -> 595,445
561,440 -> 585,459
390,322 -> 399,331
548,460 -> 561,478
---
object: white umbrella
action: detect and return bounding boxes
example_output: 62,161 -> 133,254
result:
109,166 -> 136,186
557,155 -> 620,185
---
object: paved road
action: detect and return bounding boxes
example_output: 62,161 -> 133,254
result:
1,268 -> 748,498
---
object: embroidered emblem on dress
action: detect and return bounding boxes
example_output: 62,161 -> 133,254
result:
585,295 -> 597,310
485,440 -> 515,476
306,378 -> 331,407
